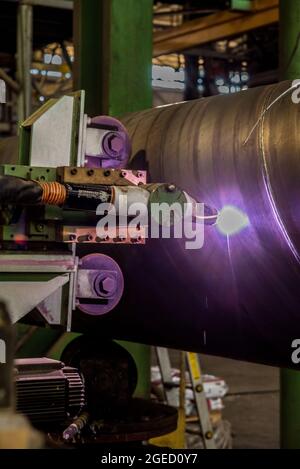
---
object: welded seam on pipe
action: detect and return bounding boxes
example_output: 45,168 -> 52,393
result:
243,81 -> 300,145
259,85 -> 300,264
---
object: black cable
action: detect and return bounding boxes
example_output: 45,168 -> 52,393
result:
0,175 -> 42,205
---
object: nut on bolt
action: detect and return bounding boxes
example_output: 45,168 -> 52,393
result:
95,274 -> 117,297
100,277 -> 116,295
107,133 -> 123,155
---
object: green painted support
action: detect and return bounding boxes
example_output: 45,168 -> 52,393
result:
279,0 -> 300,449
73,0 -> 153,398
117,341 -> 151,399
15,324 -> 62,359
73,0 -> 103,117
279,0 -> 300,80
231,0 -> 252,11
280,369 -> 300,448
101,0 -> 153,117
73,0 -> 153,117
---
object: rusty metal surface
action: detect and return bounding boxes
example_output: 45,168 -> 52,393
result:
76,80 -> 300,369
57,167 -> 146,186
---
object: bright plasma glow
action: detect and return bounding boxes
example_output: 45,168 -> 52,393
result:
216,205 -> 249,236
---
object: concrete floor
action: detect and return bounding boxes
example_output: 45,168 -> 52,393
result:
199,355 -> 280,449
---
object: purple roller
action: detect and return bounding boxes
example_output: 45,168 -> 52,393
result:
77,254 -> 124,316
85,116 -> 131,169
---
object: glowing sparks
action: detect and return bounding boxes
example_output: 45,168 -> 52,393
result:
216,205 -> 249,236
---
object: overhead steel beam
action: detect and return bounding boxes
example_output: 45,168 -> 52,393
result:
153,0 -> 279,57
21,0 -> 73,9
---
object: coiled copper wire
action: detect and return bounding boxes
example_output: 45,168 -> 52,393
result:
37,181 -> 67,206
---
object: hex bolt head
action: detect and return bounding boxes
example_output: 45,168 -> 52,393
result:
107,134 -> 123,153
103,133 -> 124,157
101,277 -> 116,294
94,274 -> 117,298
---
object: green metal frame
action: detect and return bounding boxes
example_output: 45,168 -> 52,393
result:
73,0 -> 153,117
72,0 -> 154,398
14,0 -> 154,400
231,0 -> 252,11
279,0 -> 300,449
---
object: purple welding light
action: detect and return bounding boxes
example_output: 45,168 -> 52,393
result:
216,205 -> 250,236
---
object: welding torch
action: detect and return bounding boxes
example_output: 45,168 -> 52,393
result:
0,174 -> 218,225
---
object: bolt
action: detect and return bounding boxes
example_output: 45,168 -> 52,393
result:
69,234 -> 76,241
167,183 -> 176,193
106,133 -> 123,155
95,275 -> 117,297
104,170 -> 111,177
101,277 -> 116,294
77,234 -> 93,243
205,431 -> 213,440
96,235 -> 109,242
70,168 -> 77,175
35,224 -> 44,233
87,169 -> 94,176
195,384 -> 203,393
131,236 -> 142,243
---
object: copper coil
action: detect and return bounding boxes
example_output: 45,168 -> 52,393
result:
37,181 -> 67,206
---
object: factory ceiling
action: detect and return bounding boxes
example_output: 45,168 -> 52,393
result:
0,0 -> 279,97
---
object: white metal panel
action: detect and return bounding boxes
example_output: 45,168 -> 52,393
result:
30,95 -> 74,167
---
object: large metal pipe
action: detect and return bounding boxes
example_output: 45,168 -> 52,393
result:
1,81 -> 300,369
75,80 -> 300,369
